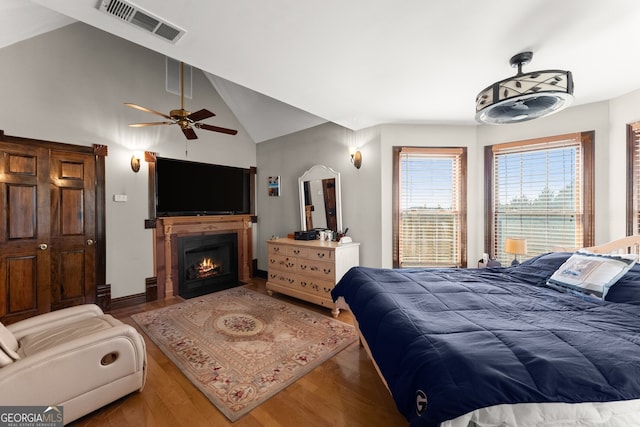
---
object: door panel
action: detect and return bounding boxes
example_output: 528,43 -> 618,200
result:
52,250 -> 85,304
0,143 -> 51,323
60,188 -> 84,235
8,186 -> 37,239
7,256 -> 37,313
49,150 -> 96,310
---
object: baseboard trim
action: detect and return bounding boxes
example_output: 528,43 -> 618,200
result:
254,268 -> 267,279
111,293 -> 147,310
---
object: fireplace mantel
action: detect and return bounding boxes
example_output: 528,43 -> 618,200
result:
153,215 -> 253,299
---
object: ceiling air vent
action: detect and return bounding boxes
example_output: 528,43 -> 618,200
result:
98,0 -> 186,44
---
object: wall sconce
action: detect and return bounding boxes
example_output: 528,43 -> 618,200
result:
504,237 -> 527,266
130,153 -> 141,173
349,146 -> 362,169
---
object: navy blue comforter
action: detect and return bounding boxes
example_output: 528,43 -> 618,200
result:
331,252 -> 640,426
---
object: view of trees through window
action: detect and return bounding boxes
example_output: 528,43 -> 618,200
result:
494,146 -> 581,264
489,132 -> 594,265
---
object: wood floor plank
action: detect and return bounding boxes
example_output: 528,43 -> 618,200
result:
69,279 -> 408,426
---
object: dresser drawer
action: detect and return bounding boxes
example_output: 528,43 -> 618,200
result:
268,253 -> 298,273
299,258 -> 334,280
287,246 -> 309,258
268,269 -> 298,287
269,243 -> 291,256
308,248 -> 333,261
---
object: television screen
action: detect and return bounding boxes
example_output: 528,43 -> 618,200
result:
155,157 -> 250,216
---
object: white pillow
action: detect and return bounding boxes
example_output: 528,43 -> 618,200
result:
0,322 -> 20,360
547,250 -> 638,300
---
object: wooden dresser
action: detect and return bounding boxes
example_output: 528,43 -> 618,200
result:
266,237 -> 360,317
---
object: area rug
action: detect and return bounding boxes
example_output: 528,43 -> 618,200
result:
131,287 -> 357,421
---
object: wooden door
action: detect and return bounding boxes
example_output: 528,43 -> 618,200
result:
0,142 -> 52,323
0,131 -> 106,324
49,150 -> 96,310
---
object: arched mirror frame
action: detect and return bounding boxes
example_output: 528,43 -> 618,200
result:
298,164 -> 342,233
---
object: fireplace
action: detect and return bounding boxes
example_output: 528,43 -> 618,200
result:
178,233 -> 241,299
153,215 -> 253,299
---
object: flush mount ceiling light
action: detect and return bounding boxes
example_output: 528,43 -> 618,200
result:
475,52 -> 574,125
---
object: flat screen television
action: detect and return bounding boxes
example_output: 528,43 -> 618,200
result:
155,157 -> 251,216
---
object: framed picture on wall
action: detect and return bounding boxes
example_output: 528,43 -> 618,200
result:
268,176 -> 280,197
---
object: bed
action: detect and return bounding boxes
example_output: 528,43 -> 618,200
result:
331,236 -> 640,427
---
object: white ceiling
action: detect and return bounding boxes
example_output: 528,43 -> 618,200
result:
6,0 -> 640,142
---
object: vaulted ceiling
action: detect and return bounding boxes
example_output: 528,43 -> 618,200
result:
5,1 -> 640,142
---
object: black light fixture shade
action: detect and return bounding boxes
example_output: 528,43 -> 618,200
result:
475,52 -> 574,125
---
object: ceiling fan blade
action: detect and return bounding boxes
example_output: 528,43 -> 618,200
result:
128,121 -> 173,127
182,127 -> 198,140
188,109 -> 215,122
195,123 -> 238,135
124,102 -> 172,120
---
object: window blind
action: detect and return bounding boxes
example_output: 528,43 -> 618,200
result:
395,147 -> 466,268
491,136 -> 584,264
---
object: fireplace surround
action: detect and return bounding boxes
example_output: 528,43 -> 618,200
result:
153,215 -> 253,299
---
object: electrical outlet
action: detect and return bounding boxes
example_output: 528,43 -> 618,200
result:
113,194 -> 128,202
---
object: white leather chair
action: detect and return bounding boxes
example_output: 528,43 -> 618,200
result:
0,304 -> 146,424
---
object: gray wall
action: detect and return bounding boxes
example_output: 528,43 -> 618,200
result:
256,122 -> 382,270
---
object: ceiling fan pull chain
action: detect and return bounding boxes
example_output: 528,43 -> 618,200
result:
185,141 -> 188,157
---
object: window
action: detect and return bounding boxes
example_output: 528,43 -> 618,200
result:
393,147 -> 467,268
627,122 -> 640,235
485,132 -> 594,264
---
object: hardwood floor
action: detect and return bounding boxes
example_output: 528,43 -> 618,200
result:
70,278 -> 408,426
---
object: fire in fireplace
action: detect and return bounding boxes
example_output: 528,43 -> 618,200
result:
178,233 -> 240,298
187,257 -> 221,280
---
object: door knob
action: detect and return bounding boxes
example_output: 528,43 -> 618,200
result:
38,243 -> 48,251
86,239 -> 95,246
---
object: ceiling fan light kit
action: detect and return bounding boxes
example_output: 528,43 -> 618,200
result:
475,52 -> 574,125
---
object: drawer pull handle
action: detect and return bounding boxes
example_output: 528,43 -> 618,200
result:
293,249 -> 300,254
323,287 -> 331,293
274,247 -> 280,252
310,266 -> 319,271
323,268 -> 332,274
288,278 -> 295,283
286,262 -> 295,268
300,264 -> 307,270
316,252 -> 325,258
301,281 -> 308,287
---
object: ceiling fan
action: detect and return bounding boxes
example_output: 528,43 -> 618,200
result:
125,61 -> 238,139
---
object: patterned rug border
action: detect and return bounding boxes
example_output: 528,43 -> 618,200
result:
131,286 -> 357,421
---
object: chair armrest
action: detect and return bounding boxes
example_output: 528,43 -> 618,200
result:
7,305 -> 104,339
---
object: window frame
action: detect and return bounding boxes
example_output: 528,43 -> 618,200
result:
484,131 -> 595,261
626,122 -> 640,236
392,146 -> 468,268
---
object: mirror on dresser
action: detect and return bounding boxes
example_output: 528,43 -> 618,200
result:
298,164 -> 342,233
